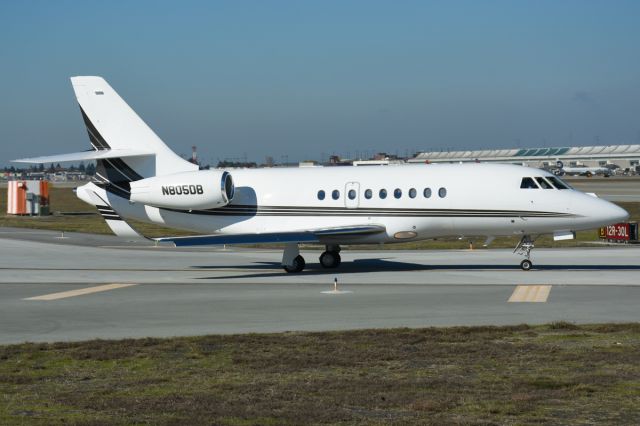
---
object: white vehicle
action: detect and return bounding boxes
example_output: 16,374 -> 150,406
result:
555,160 -> 611,177
15,77 -> 629,272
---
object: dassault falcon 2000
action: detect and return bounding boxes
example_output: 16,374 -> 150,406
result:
15,77 -> 629,272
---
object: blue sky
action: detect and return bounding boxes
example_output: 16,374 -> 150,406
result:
1,0 -> 640,165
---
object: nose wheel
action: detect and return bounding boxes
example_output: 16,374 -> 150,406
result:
514,235 -> 535,271
520,259 -> 533,271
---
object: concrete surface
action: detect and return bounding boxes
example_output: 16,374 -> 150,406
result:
0,228 -> 639,344
565,177 -> 640,201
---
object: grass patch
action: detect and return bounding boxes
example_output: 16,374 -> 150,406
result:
1,186 -> 639,245
0,324 -> 639,424
0,185 -> 195,237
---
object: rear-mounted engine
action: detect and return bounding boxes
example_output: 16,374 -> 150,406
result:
129,170 -> 234,210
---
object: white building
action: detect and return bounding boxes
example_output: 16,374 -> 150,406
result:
408,144 -> 640,171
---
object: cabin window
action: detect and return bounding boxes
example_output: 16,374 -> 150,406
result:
535,177 -> 553,189
379,189 -> 387,199
317,190 -> 326,200
520,177 -> 538,189
547,176 -> 571,189
348,189 -> 357,200
409,188 -> 417,198
423,187 -> 432,198
364,189 -> 372,199
438,187 -> 447,198
332,190 -> 340,200
394,188 -> 402,199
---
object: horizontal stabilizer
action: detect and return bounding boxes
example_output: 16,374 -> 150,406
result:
12,149 -> 154,164
156,225 -> 386,247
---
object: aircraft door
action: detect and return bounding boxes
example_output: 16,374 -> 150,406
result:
344,182 -> 360,209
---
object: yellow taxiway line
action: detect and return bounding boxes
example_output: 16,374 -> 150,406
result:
508,285 -> 552,303
24,283 -> 138,301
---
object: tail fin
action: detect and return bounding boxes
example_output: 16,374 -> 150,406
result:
71,76 -> 196,181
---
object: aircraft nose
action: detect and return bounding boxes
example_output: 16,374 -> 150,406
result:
598,199 -> 629,224
612,203 -> 630,223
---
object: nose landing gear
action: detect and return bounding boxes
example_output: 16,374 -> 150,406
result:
514,235 -> 535,271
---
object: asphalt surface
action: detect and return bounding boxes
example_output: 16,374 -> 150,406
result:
566,177 -> 640,201
0,227 -> 639,344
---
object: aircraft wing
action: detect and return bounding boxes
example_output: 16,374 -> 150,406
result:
155,225 -> 386,247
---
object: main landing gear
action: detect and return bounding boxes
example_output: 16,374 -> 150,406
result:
514,235 -> 535,271
281,244 -> 342,273
282,243 -> 305,273
319,244 -> 341,269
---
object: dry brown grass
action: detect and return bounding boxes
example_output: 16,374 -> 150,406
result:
1,324 -> 639,425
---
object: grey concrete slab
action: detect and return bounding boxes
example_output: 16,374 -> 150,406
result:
0,228 -> 639,344
566,178 -> 640,201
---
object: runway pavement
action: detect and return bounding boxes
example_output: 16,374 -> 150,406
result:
0,227 -> 639,344
565,177 -> 640,201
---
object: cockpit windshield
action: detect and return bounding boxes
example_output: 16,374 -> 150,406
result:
535,177 -> 554,189
520,177 -> 539,189
521,176 -> 573,190
546,176 -> 572,189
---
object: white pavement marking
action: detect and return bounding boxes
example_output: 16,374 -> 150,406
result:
508,285 -> 552,303
24,283 -> 138,301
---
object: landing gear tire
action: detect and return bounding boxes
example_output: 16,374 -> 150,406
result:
319,251 -> 341,268
520,259 -> 533,271
284,255 -> 305,273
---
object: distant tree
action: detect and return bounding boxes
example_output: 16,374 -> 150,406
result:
38,163 -> 44,172
86,163 -> 96,175
48,163 -> 55,172
78,163 -> 86,172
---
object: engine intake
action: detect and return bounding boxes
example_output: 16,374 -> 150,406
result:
130,170 -> 234,210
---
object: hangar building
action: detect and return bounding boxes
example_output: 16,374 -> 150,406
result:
408,144 -> 640,171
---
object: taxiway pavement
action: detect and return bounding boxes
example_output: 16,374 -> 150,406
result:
1,228 -> 638,344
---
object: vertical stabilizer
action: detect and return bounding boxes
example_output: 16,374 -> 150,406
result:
71,76 -> 197,179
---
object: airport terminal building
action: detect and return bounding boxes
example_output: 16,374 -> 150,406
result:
408,144 -> 640,172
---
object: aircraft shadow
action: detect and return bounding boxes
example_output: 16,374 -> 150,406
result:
193,258 -> 640,280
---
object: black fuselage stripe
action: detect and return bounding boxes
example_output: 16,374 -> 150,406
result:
195,205 -> 568,214
161,209 -> 574,218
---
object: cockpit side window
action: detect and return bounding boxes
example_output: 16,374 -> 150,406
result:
535,177 -> 554,189
520,177 -> 539,189
547,176 -> 571,189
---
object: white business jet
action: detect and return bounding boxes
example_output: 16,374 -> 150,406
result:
14,77 -> 629,272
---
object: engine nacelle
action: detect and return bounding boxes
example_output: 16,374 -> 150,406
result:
129,170 -> 234,210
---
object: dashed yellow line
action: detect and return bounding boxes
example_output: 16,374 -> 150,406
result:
24,283 -> 137,301
508,285 -> 552,303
